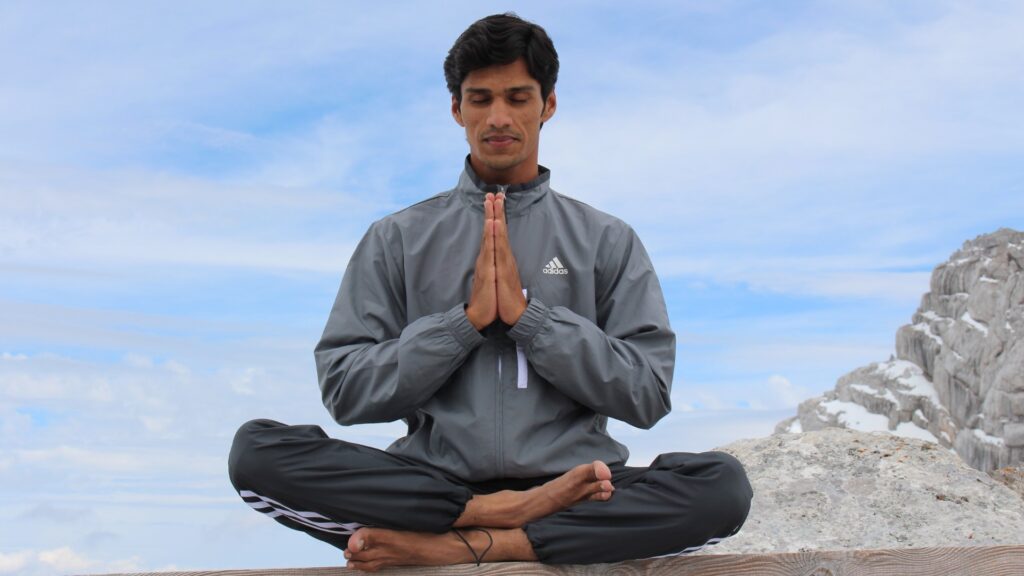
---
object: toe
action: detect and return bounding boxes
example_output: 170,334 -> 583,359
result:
348,528 -> 374,555
572,462 -> 597,482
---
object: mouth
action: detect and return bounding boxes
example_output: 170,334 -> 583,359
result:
483,133 -> 519,148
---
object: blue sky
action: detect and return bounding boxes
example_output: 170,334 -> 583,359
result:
2,1 -> 1023,573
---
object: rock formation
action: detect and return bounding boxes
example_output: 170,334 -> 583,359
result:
692,428 -> 1024,555
776,228 -> 1024,471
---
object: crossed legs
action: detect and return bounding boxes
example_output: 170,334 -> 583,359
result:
229,419 -> 752,571
342,459 -> 613,570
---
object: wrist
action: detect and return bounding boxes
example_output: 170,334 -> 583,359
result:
465,305 -> 487,331
506,299 -> 527,326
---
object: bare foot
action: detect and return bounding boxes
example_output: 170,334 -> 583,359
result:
454,460 -> 614,528
344,526 -> 534,572
530,460 -> 615,515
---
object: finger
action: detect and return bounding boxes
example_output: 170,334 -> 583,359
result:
494,218 -> 519,276
493,217 -> 508,263
477,195 -> 495,264
493,202 -> 509,248
483,219 -> 495,268
477,221 -> 490,267
494,192 -> 506,225
484,192 -> 495,221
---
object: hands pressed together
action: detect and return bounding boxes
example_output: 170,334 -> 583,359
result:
465,193 -> 527,331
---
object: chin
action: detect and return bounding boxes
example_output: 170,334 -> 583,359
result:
483,159 -> 520,173
478,152 -> 525,171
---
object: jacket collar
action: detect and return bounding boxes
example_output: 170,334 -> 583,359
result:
456,156 -> 551,215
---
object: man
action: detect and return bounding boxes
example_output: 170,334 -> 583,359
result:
229,13 -> 752,571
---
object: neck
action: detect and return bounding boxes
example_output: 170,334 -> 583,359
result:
469,156 -> 539,187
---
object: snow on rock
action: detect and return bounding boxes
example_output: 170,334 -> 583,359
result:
820,399 -> 892,432
776,228 -> 1024,471
894,420 -> 944,443
911,322 -> 944,346
848,382 -> 899,404
972,427 -> 1006,447
961,312 -> 990,336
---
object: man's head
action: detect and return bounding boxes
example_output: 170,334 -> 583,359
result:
444,13 -> 559,106
445,13 -> 559,185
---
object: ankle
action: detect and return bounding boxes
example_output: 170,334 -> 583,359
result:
515,488 -> 549,525
491,489 -> 531,527
454,528 -> 494,566
485,528 -> 538,562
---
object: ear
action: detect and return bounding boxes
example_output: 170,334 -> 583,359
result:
451,95 -> 465,127
540,89 -> 557,124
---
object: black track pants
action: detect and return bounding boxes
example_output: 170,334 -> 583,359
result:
228,419 -> 753,565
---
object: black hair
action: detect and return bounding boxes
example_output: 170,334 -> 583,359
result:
444,13 -> 559,104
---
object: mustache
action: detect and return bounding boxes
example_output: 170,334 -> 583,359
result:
482,130 -> 521,140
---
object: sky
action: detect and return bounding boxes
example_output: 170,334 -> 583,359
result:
1,0 -> 1023,573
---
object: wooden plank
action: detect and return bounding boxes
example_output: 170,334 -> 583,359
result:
81,545 -> 1024,576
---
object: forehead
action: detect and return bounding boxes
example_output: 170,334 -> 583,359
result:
460,58 -> 539,93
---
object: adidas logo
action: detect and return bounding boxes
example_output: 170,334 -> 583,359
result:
542,257 -> 569,275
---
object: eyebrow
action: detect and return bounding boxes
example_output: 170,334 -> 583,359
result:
464,85 -> 537,96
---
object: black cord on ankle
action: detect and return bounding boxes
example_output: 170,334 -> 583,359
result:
453,528 -> 493,566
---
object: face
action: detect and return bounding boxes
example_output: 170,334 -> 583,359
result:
451,58 -> 557,185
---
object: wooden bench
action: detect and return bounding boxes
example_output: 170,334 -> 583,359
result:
84,544 -> 1024,576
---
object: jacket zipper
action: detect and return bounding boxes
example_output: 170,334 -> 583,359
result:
495,184 -> 507,478
517,287 -> 528,389
495,346 -> 504,477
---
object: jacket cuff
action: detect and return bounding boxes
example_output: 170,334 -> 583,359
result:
445,303 -> 486,351
508,297 -> 549,345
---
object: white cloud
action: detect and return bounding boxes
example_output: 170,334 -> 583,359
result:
16,446 -> 194,474
164,360 -> 192,378
0,550 -> 31,574
745,341 -> 892,371
2,2 -> 1018,293
228,367 -> 263,396
17,503 -> 94,524
0,162 -> 363,273
139,416 -> 175,434
555,3 -> 1024,193
0,546 -> 140,576
36,547 -> 92,573
766,374 -> 808,408
658,254 -> 933,302
0,3 -> 461,158
122,353 -> 154,369
544,1 -> 1024,299
0,358 -> 122,404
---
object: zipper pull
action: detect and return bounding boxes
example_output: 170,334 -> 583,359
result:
517,287 -> 528,389
496,184 -> 509,215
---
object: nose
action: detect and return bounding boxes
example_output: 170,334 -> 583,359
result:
487,99 -> 512,129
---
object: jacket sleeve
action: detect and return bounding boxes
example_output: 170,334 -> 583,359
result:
314,220 -> 485,425
507,224 -> 675,429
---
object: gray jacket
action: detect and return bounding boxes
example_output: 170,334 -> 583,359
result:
315,161 -> 675,481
